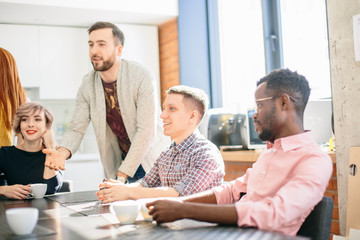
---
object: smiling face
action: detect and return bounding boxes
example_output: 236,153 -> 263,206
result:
88,28 -> 121,72
160,94 -> 198,144
20,109 -> 48,143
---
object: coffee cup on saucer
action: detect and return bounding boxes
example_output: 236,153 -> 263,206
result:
30,183 -> 47,198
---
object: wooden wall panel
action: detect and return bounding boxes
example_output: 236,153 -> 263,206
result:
158,18 -> 180,104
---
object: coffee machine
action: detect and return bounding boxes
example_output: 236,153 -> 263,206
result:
199,111 -> 247,149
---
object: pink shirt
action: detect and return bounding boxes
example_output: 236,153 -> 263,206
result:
212,131 -> 333,236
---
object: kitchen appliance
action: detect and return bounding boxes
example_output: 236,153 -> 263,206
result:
200,112 -> 247,149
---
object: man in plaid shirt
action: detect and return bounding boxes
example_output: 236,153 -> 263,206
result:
97,85 -> 225,202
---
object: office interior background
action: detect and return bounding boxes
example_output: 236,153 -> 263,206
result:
0,0 -> 359,237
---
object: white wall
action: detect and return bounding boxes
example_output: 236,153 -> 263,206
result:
0,23 -> 160,100
327,0 -> 360,235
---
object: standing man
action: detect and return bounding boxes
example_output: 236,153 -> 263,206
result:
44,22 -> 170,183
147,69 -> 333,236
96,86 -> 224,202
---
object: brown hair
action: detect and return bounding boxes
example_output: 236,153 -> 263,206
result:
0,47 -> 27,131
88,21 -> 125,46
13,102 -> 54,134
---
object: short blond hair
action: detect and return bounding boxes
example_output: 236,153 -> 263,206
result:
166,85 -> 209,121
13,102 -> 54,134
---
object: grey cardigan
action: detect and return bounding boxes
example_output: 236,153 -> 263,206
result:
61,60 -> 170,179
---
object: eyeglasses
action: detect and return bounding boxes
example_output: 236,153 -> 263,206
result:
255,94 -> 298,113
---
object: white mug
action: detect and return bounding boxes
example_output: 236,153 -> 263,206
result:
137,198 -> 158,221
30,183 -> 47,198
6,207 -> 39,235
110,200 -> 140,224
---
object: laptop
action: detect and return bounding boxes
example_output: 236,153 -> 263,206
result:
46,191 -> 110,216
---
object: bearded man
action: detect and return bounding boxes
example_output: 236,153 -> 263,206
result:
44,22 -> 170,183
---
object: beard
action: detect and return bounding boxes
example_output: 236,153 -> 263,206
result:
256,105 -> 277,142
91,55 -> 116,72
92,59 -> 115,71
258,128 -> 273,141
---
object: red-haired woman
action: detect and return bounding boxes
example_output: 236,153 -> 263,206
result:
0,47 -> 27,147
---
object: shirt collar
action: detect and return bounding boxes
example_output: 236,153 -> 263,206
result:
266,131 -> 315,152
170,130 -> 200,153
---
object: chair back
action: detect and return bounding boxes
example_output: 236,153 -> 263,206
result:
297,196 -> 334,240
58,180 -> 73,192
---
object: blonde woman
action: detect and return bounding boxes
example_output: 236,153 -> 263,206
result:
0,102 -> 63,199
0,47 -> 27,147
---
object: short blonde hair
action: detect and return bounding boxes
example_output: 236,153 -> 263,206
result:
13,102 -> 54,134
166,85 -> 209,121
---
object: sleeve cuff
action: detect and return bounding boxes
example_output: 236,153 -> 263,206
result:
44,173 -> 63,194
138,179 -> 150,188
173,182 -> 186,196
212,185 -> 229,204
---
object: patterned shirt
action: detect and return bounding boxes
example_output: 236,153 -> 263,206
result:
102,80 -> 131,156
212,131 -> 332,236
139,131 -> 224,196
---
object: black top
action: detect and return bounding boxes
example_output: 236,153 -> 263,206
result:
0,146 -> 63,194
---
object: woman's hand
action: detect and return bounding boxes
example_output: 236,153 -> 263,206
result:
42,129 -> 57,149
0,184 -> 31,199
15,133 -> 24,147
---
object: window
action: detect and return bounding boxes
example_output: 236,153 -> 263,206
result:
280,0 -> 331,99
217,0 -> 331,113
218,0 -> 265,113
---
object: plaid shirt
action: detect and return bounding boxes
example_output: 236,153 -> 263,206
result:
139,131 -> 224,196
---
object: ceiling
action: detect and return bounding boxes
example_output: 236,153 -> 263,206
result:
0,1 -> 178,27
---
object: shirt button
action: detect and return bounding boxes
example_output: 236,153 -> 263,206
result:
272,148 -> 276,152
262,170 -> 266,174
249,192 -> 253,195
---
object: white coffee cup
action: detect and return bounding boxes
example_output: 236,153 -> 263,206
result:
30,183 -> 47,198
110,200 -> 140,224
137,198 -> 157,221
6,208 -> 39,235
